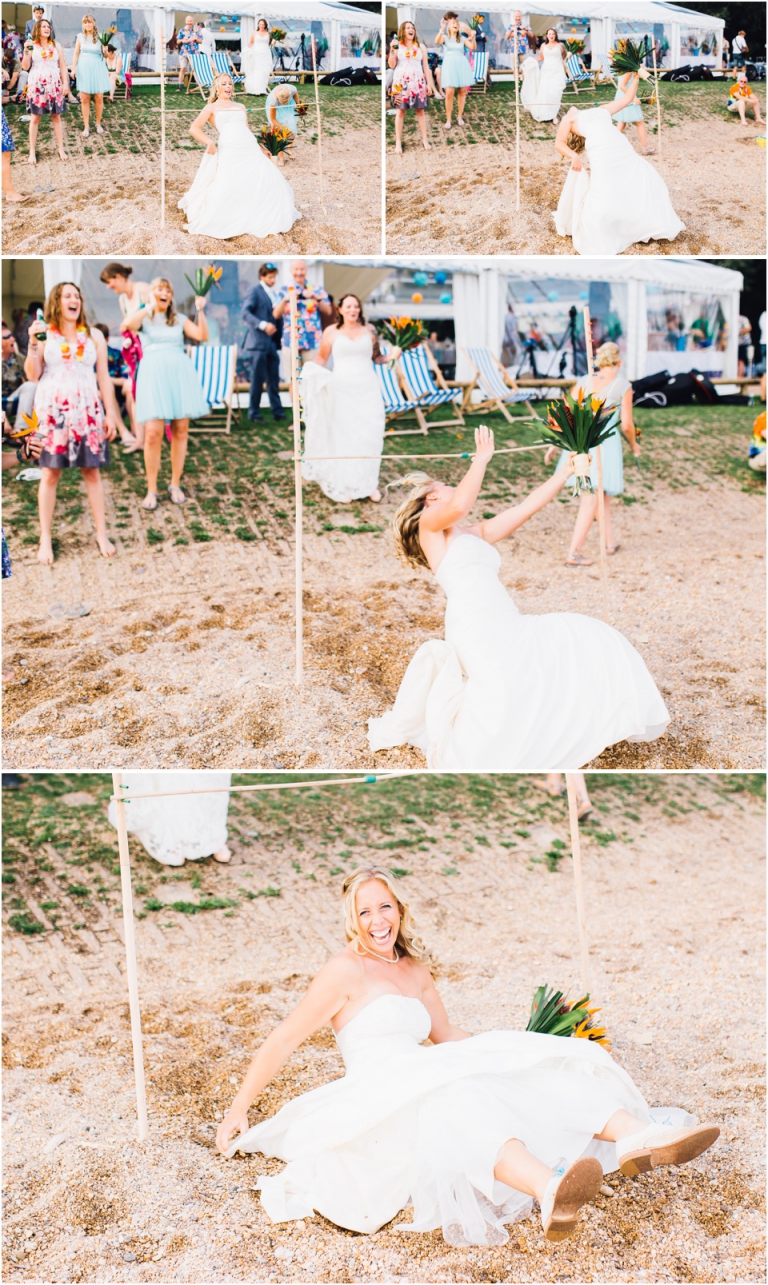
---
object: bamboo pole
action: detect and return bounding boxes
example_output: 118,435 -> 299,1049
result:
109,771 -> 413,803
112,772 -> 148,1142
291,288 -> 303,687
582,305 -> 609,624
159,25 -> 166,229
311,35 -> 325,208
651,45 -> 662,160
565,774 -> 591,995
298,444 -> 549,463
513,26 -> 520,212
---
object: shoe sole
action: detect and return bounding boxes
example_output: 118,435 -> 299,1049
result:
619,1125 -> 720,1178
544,1157 -> 603,1241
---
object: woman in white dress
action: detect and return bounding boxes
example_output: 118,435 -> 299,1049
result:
216,865 -> 718,1246
301,294 -> 388,504
366,425 -> 669,770
554,72 -> 685,255
107,772 -> 232,866
243,18 -> 272,95
179,72 -> 301,239
520,28 -> 566,123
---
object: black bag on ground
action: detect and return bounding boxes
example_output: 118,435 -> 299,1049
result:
661,63 -> 712,82
631,370 -> 670,405
319,66 -> 379,86
632,368 -> 719,408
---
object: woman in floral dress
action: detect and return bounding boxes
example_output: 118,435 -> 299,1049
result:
21,17 -> 69,162
24,282 -> 119,565
389,21 -> 432,153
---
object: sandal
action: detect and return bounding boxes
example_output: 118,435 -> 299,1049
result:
566,552 -> 593,567
533,779 -> 565,798
141,492 -> 158,511
576,796 -> 594,822
606,544 -> 621,556
168,485 -> 186,505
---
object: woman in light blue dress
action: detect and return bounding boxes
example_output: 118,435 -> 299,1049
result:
435,13 -> 475,129
266,83 -> 299,131
121,277 -> 210,511
613,70 -> 654,154
71,15 -> 111,136
545,341 -> 640,566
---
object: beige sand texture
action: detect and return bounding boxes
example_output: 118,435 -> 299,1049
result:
2,773 -> 765,1283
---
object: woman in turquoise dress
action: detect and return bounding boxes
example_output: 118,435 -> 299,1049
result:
435,13 -> 475,129
121,277 -> 210,511
545,341 -> 640,566
613,70 -> 654,154
71,15 -> 111,137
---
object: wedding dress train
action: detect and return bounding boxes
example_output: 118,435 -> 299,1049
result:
300,330 -> 386,502
367,534 -> 669,769
227,993 -> 694,1246
107,772 -> 231,866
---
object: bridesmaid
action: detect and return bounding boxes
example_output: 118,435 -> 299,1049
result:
21,17 -> 68,163
544,341 -> 640,566
244,18 -> 272,95
435,12 -> 475,130
70,14 -> 111,137
389,21 -> 432,153
23,281 -> 119,564
120,277 -> 209,511
613,70 -> 654,154
265,82 -> 298,161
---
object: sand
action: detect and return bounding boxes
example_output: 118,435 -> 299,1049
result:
2,771 -> 765,1283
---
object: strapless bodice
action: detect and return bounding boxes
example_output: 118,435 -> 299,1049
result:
572,107 -> 623,152
332,329 -> 375,372
212,107 -> 251,137
335,994 -> 431,1071
436,533 -> 504,595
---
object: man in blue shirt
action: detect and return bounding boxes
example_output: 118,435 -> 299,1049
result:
242,263 -> 286,423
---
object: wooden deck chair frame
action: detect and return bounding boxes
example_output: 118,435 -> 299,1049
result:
110,49 -> 131,100
399,345 -> 465,432
562,53 -> 594,95
595,52 -> 618,87
185,52 -> 215,98
460,348 -> 540,424
376,362 -> 430,437
186,344 -> 238,434
210,50 -> 246,95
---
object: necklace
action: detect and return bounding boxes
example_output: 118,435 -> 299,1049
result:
355,939 -> 399,965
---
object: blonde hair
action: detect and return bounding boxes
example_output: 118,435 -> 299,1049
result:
391,471 -> 438,570
148,277 -> 177,328
208,71 -> 233,103
274,84 -> 293,104
397,20 -> 421,45
81,14 -> 97,36
595,342 -> 621,369
341,866 -> 435,967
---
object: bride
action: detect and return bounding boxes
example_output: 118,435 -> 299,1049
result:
366,425 -> 669,769
178,72 -> 301,239
553,71 -> 684,255
216,865 -> 719,1246
521,29 -> 567,123
107,772 -> 232,866
301,294 -> 388,504
243,18 -> 272,95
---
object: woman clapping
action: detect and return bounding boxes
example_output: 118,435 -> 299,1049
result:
435,12 -> 475,130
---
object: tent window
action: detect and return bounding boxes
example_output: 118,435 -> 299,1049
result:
679,25 -> 719,66
613,20 -> 671,69
504,277 -> 627,380
49,5 -> 154,67
341,22 -> 382,66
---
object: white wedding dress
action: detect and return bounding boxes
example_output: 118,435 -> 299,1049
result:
520,45 -> 566,121
301,330 -> 386,502
178,106 -> 301,239
107,772 -> 231,866
367,534 -> 669,769
554,107 -> 685,255
227,993 -> 694,1246
243,31 -> 272,94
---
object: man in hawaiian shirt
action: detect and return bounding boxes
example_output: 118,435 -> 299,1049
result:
504,10 -> 533,61
273,259 -> 333,364
177,15 -> 201,89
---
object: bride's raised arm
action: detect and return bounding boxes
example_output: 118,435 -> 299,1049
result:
188,100 -> 218,153
467,452 -> 575,546
603,69 -> 646,115
418,424 -> 495,534
215,953 -> 359,1153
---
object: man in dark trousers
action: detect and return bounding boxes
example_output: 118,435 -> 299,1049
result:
241,262 -> 285,423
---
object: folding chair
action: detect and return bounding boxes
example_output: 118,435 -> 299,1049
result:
563,52 -> 594,93
462,347 -> 541,424
398,344 -> 465,431
186,51 -> 215,98
473,49 -> 488,91
375,362 -> 431,436
187,344 -> 238,434
595,52 -> 618,86
211,49 -> 246,93
111,49 -> 132,100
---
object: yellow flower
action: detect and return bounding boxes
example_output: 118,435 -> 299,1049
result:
206,264 -> 223,281
20,407 -> 39,434
590,394 -> 603,413
575,386 -> 585,407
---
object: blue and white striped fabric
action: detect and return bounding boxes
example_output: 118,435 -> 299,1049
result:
188,343 -> 236,408
596,53 -> 616,82
188,52 -> 215,92
565,53 -> 591,85
375,361 -> 425,414
400,345 -> 460,408
211,50 -> 245,86
466,347 -> 531,404
473,50 -> 488,83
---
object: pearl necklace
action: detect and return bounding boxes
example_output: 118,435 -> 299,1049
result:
355,939 -> 400,965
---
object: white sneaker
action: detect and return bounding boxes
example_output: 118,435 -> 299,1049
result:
539,1156 -> 603,1241
616,1123 -> 720,1178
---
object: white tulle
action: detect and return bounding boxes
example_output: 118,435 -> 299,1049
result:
227,994 -> 695,1246
554,107 -> 685,255
367,534 -> 669,769
178,107 -> 301,239
243,33 -> 272,94
301,330 -> 386,502
520,47 -> 566,121
106,772 -> 231,866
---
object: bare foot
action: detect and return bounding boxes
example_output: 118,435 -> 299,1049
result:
4,191 -> 27,202
37,541 -> 54,565
395,143 -> 403,154
369,488 -> 382,502
96,535 -> 116,558
212,846 -> 232,864
422,141 -> 432,150
28,154 -> 37,165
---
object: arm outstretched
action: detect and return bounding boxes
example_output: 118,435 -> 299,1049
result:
469,454 -> 575,545
603,69 -> 644,115
418,424 -> 495,534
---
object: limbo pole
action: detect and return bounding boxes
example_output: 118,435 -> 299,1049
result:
290,287 -> 304,687
565,773 -> 591,995
513,26 -> 521,212
582,305 -> 609,624
311,35 -> 325,207
651,45 -> 662,160
159,25 -> 166,229
112,771 -> 148,1142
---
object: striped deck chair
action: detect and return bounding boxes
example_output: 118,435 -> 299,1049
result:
187,344 -> 238,434
211,50 -> 246,93
595,52 -> 618,86
462,347 -> 540,424
564,52 -> 593,93
186,51 -> 215,98
111,49 -> 132,100
375,361 -> 431,436
399,344 -> 465,431
473,49 -> 488,90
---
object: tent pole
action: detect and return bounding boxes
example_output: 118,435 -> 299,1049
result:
291,288 -> 304,687
513,26 -> 520,212
651,44 -> 662,161
160,25 -> 166,230
582,305 -> 608,623
311,35 -> 325,209
565,774 -> 591,995
112,772 -> 148,1142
